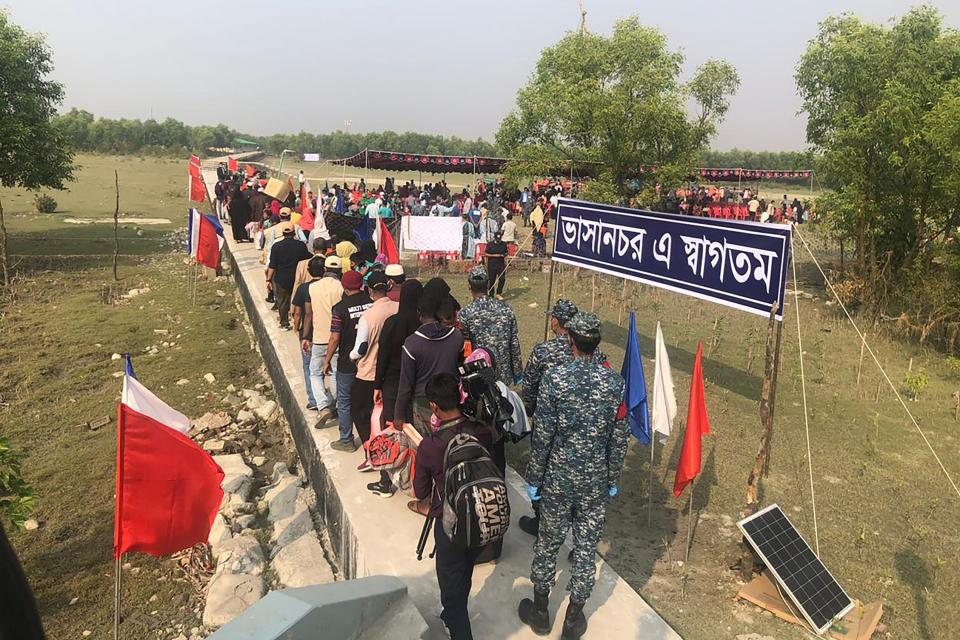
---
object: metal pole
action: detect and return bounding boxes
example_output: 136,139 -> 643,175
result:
542,259 -> 557,341
114,555 -> 122,640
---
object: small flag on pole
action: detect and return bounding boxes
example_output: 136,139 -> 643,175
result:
651,321 -> 677,442
115,370 -> 223,558
227,156 -> 238,173
621,311 -> 650,444
673,342 -> 711,497
124,354 -> 136,379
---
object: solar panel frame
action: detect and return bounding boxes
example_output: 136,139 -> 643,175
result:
738,503 -> 854,634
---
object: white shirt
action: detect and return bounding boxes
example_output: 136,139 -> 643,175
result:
365,201 -> 380,218
501,220 -> 517,243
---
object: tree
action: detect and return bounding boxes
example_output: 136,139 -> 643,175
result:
496,17 -> 739,204
796,7 -> 960,286
0,9 -> 74,287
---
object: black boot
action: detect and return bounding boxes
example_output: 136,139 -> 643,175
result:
518,588 -> 551,636
518,514 -> 539,537
561,599 -> 587,639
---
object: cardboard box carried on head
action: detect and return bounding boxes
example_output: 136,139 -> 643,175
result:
263,177 -> 290,202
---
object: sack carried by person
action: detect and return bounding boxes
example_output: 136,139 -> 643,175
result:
441,432 -> 510,549
364,425 -> 411,471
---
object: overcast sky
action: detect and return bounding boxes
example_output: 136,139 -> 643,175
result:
4,0 -> 958,151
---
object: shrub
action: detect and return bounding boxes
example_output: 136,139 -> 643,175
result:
33,193 -> 57,213
0,437 -> 35,528
904,368 -> 929,401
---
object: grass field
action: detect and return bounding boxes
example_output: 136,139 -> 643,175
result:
1,155 -> 265,638
3,154 -> 958,639
437,232 -> 959,640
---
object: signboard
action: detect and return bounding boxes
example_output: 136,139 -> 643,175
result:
553,198 -> 791,319
399,217 -> 462,252
303,153 -> 321,162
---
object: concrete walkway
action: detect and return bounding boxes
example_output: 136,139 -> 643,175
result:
200,164 -> 680,639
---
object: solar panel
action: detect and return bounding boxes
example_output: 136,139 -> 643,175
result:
738,504 -> 854,634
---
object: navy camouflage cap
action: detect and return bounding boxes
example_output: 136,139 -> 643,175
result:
566,311 -> 601,338
468,264 -> 489,282
547,299 -> 578,325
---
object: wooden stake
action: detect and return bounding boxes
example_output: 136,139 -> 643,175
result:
856,340 -> 865,386
684,478 -> 696,566
114,555 -> 121,640
875,379 -> 882,403
591,273 -> 596,311
0,197 -> 8,289
542,260 -> 556,341
113,170 -> 121,281
647,437 -> 656,526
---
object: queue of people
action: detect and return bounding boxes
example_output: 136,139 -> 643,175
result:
235,187 -> 629,638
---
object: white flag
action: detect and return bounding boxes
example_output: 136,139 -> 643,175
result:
651,321 -> 677,441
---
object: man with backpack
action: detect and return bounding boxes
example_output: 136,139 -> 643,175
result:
413,373 -> 508,640
518,312 -> 628,639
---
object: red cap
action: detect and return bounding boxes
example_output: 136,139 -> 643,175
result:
342,270 -> 363,290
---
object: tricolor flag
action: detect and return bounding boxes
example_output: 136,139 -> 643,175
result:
114,363 -> 224,558
187,208 -> 224,270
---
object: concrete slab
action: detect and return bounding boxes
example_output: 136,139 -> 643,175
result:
201,166 -> 680,640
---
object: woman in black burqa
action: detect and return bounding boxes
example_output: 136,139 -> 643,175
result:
227,182 -> 251,242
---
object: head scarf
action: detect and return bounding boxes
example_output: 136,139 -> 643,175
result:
395,279 -> 424,339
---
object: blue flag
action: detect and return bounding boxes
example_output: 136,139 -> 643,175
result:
124,353 -> 137,379
621,311 -> 650,444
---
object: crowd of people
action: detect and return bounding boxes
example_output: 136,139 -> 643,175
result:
205,162 -> 818,639
216,165 -> 628,639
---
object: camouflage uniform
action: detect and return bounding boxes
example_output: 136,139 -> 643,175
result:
525,312 -> 628,604
459,266 -> 523,385
520,300 -> 608,415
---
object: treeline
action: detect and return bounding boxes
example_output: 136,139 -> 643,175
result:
53,109 -> 237,155
698,148 -> 817,170
52,109 -> 498,159
258,131 -> 498,159
52,110 -> 813,168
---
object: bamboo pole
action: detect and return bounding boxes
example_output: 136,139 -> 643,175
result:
542,260 -> 557,341
684,478 -> 696,565
114,556 -> 121,640
113,170 -> 120,281
647,437 -> 655,526
856,341 -> 865,386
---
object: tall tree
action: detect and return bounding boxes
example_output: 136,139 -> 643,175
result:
496,17 -> 738,203
0,10 -> 74,287
796,7 -> 960,283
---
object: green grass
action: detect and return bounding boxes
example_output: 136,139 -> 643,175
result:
3,154 -> 958,639
1,155 -> 263,638
434,235 -> 960,640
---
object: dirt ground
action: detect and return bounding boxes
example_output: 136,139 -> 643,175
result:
428,229 -> 959,640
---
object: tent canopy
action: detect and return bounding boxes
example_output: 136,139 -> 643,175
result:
332,149 -> 507,175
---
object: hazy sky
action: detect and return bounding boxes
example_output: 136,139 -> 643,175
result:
4,0 -> 958,151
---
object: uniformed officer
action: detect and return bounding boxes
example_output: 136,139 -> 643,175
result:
458,265 -> 523,385
518,312 -> 629,639
518,299 -> 607,537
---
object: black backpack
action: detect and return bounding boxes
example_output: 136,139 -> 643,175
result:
440,428 -> 510,549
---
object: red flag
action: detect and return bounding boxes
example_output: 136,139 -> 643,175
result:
673,342 -> 710,497
114,377 -> 224,559
379,218 -> 399,264
188,155 -> 201,178
195,214 -> 220,270
244,164 -> 256,178
189,174 -> 206,203
227,156 -> 238,172
298,182 -> 315,232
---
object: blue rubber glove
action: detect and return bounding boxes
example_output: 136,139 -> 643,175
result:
527,484 -> 541,502
608,486 -> 618,498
